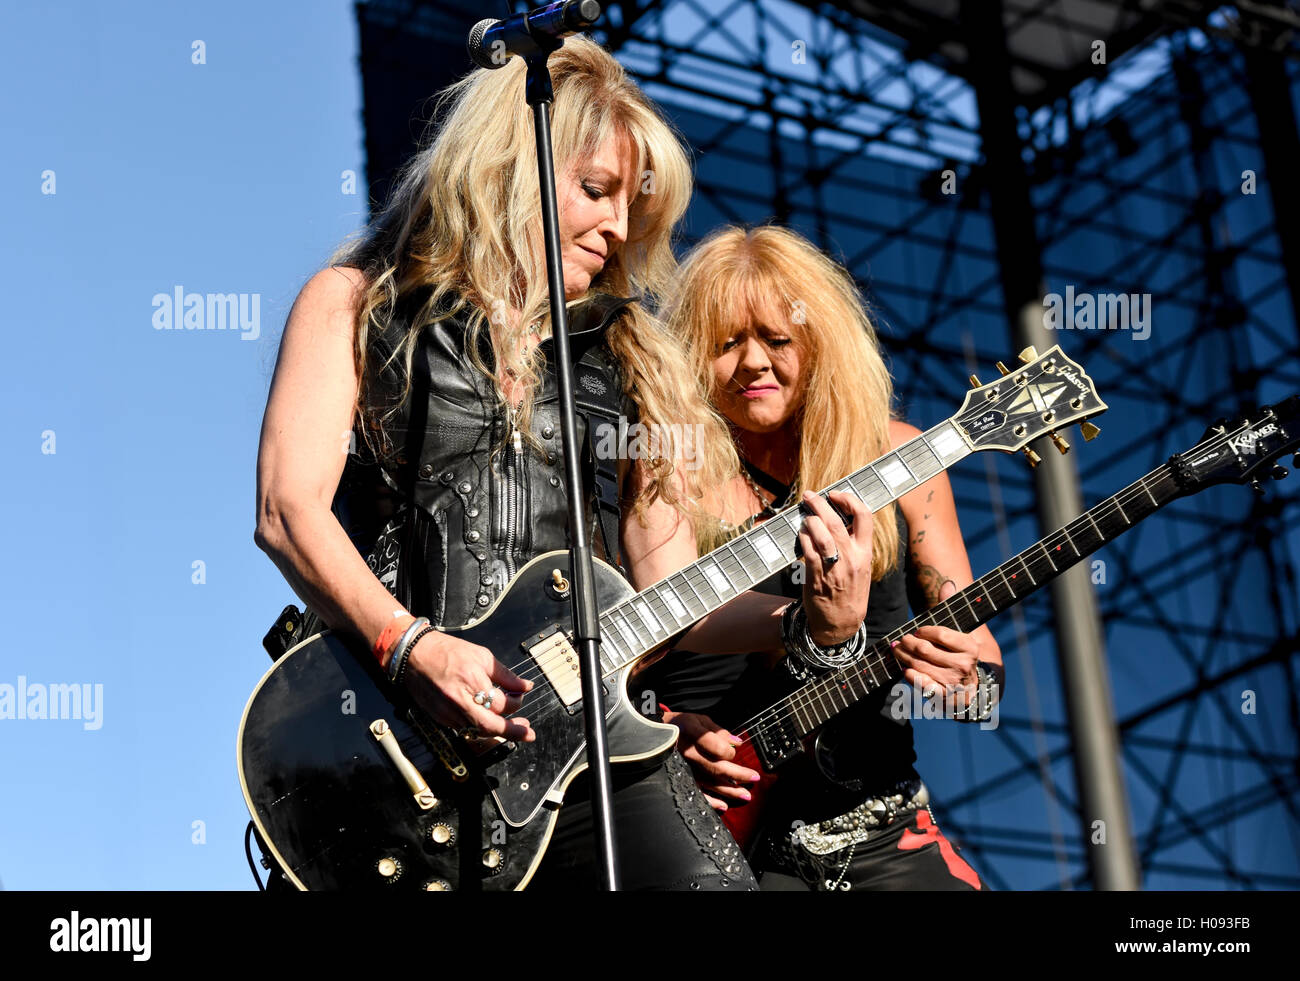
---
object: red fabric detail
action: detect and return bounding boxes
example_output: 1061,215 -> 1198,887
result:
897,809 -> 981,889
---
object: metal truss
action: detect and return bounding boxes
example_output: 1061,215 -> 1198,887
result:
355,0 -> 1300,889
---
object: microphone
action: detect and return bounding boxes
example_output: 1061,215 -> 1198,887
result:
467,1 -> 602,69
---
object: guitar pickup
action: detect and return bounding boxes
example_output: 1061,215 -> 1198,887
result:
523,629 -> 585,707
522,628 -> 610,714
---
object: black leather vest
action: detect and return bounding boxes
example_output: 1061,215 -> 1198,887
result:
331,291 -> 639,630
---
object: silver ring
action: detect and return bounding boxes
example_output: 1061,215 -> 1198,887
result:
822,552 -> 841,571
473,689 -> 490,707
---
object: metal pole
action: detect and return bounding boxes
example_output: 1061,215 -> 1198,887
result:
959,0 -> 1140,890
523,39 -> 621,890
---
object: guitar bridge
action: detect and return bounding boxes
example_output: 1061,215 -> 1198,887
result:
405,709 -> 470,782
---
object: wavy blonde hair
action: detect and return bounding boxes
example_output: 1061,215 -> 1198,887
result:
664,224 -> 901,578
328,35 -> 735,516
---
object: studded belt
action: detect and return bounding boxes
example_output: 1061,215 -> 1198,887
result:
766,777 -> 931,887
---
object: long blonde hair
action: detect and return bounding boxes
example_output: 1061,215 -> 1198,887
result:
328,35 -> 735,515
664,224 -> 901,578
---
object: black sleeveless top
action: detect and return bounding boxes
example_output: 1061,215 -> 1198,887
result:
637,505 -> 919,801
329,289 -> 639,630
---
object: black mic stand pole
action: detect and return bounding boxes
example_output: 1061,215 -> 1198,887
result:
521,36 -> 621,891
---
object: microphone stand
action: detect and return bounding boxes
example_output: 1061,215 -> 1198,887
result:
520,36 -> 621,891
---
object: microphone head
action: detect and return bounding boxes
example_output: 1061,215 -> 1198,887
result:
567,1 -> 602,27
467,18 -> 503,70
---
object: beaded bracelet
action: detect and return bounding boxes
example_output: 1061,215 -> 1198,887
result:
393,625 -> 436,687
385,617 -> 430,685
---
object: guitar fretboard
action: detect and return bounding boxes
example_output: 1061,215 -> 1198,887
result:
594,420 -> 972,673
753,464 -> 1182,743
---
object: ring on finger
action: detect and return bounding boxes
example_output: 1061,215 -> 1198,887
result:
822,551 -> 840,571
473,688 -> 496,710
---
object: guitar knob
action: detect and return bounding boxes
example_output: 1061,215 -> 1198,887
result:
422,878 -> 453,891
1251,479 -> 1265,496
995,361 -> 1010,376
968,374 -> 981,388
1050,433 -> 1070,455
375,856 -> 404,883
428,823 -> 456,848
1017,345 -> 1039,364
1022,448 -> 1042,468
482,848 -> 505,875
1080,422 -> 1101,442
1272,465 -> 1289,481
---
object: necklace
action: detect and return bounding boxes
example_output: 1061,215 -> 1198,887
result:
740,461 -> 799,517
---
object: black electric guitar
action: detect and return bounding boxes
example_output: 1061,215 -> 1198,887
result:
238,345 -> 1106,890
720,397 -> 1300,850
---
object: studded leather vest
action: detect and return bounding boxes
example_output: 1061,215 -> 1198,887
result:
330,290 -> 638,630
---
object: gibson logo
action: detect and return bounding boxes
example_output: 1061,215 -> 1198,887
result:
1056,364 -> 1088,394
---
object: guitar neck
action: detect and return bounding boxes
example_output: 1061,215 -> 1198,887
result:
763,462 -> 1186,741
596,419 -> 974,670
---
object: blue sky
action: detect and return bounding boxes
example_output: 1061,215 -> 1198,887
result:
0,0 -> 366,889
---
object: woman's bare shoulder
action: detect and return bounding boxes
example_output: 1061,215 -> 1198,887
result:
888,418 -> 923,449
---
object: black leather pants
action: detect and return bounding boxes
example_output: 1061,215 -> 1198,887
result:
527,751 -> 758,892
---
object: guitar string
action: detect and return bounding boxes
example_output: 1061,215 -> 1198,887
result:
727,457 -> 1198,752
511,464 -> 1171,739
483,372 -> 1104,724
495,426 -> 948,693
490,370 -> 1103,727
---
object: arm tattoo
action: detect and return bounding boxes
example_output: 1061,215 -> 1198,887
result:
913,562 -> 953,608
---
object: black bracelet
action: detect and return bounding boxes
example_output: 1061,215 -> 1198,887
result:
392,625 -> 436,687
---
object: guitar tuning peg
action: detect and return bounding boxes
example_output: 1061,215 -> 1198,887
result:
1272,465 -> 1289,481
1251,479 -> 1265,495
1017,346 -> 1039,364
1080,422 -> 1101,442
1050,433 -> 1070,455
1022,447 -> 1042,468
996,361 -> 1010,376
969,374 -> 982,388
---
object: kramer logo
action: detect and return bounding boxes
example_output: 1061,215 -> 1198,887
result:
50,911 -> 151,961
1230,422 -> 1276,456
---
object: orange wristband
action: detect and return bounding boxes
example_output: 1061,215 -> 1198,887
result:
374,613 -> 416,667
